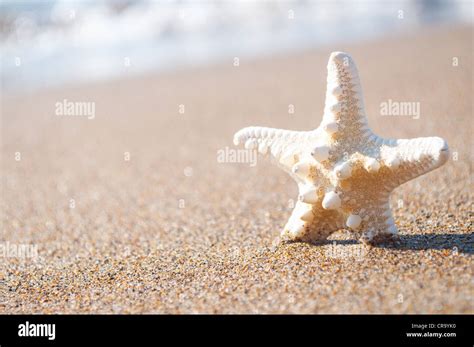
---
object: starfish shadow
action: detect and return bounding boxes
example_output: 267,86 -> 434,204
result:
328,233 -> 473,254
376,233 -> 474,254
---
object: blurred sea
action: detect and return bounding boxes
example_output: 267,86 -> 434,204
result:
0,0 -> 472,92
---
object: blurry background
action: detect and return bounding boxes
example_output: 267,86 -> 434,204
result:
1,0 -> 472,93
1,1 -> 472,314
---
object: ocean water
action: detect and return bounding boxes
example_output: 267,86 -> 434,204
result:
0,0 -> 472,92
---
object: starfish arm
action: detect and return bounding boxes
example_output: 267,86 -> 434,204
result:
358,201 -> 399,244
321,52 -> 370,140
233,126 -> 318,169
281,199 -> 342,243
380,136 -> 449,187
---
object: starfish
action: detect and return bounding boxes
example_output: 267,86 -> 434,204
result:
233,51 -> 449,244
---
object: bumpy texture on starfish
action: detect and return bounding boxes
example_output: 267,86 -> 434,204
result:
233,52 -> 449,244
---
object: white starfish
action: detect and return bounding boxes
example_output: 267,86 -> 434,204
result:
233,52 -> 449,244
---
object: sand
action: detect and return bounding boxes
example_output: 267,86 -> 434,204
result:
0,24 -> 472,314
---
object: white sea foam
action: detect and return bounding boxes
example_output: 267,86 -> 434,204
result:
0,0 -> 471,92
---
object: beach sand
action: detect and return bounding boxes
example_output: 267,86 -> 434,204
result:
1,24 -> 472,313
